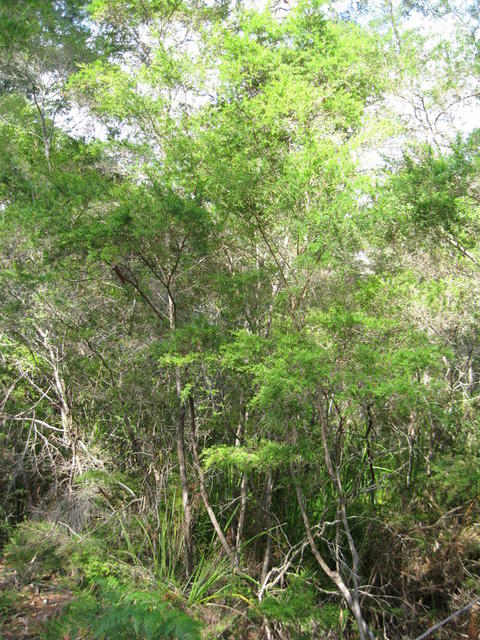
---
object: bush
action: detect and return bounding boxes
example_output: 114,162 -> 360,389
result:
4,521 -> 74,584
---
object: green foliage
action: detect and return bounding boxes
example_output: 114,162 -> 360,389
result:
202,440 -> 292,473
258,575 -> 341,637
0,0 -> 96,78
44,579 -> 201,640
4,520 -> 201,639
383,134 -> 480,253
5,522 -> 74,583
0,588 -> 24,621
430,454 -> 480,508
74,469 -> 140,497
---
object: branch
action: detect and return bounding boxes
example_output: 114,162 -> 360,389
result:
1,414 -> 64,432
413,599 -> 480,640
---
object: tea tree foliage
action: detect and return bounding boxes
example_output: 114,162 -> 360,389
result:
1,1 -> 480,639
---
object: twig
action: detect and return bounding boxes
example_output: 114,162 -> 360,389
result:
413,598 -> 480,640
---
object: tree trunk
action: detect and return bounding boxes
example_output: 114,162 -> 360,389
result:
261,471 -> 273,583
189,396 -> 237,566
235,409 -> 248,555
168,294 -> 193,577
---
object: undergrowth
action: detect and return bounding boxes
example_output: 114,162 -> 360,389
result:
43,578 -> 201,640
0,587 -> 25,625
5,457 -> 479,640
4,520 -> 204,640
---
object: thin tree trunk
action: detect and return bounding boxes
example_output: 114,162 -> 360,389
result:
188,396 -> 237,566
32,91 -> 52,173
84,338 -> 142,461
235,410 -> 248,554
316,402 -> 375,640
261,470 -> 273,583
111,263 -> 194,574
236,474 -> 248,552
365,404 -> 376,504
168,294 -> 193,577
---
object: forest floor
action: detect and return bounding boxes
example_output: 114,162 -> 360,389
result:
0,558 -> 72,639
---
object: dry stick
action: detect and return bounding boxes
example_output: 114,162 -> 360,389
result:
290,463 -> 374,640
0,374 -> 26,414
321,399 -> 376,640
258,538 -> 310,601
319,406 -> 367,635
413,599 -> 480,640
1,415 -> 64,432
36,327 -> 80,485
236,473 -> 248,552
188,396 -> 238,567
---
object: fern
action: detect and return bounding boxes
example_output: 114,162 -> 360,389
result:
44,579 -> 201,640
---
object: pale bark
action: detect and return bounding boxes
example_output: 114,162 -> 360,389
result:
168,293 -> 193,577
235,411 -> 248,553
291,462 -> 374,640
188,396 -> 237,566
236,474 -> 248,552
261,470 -> 273,584
36,327 -> 81,487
